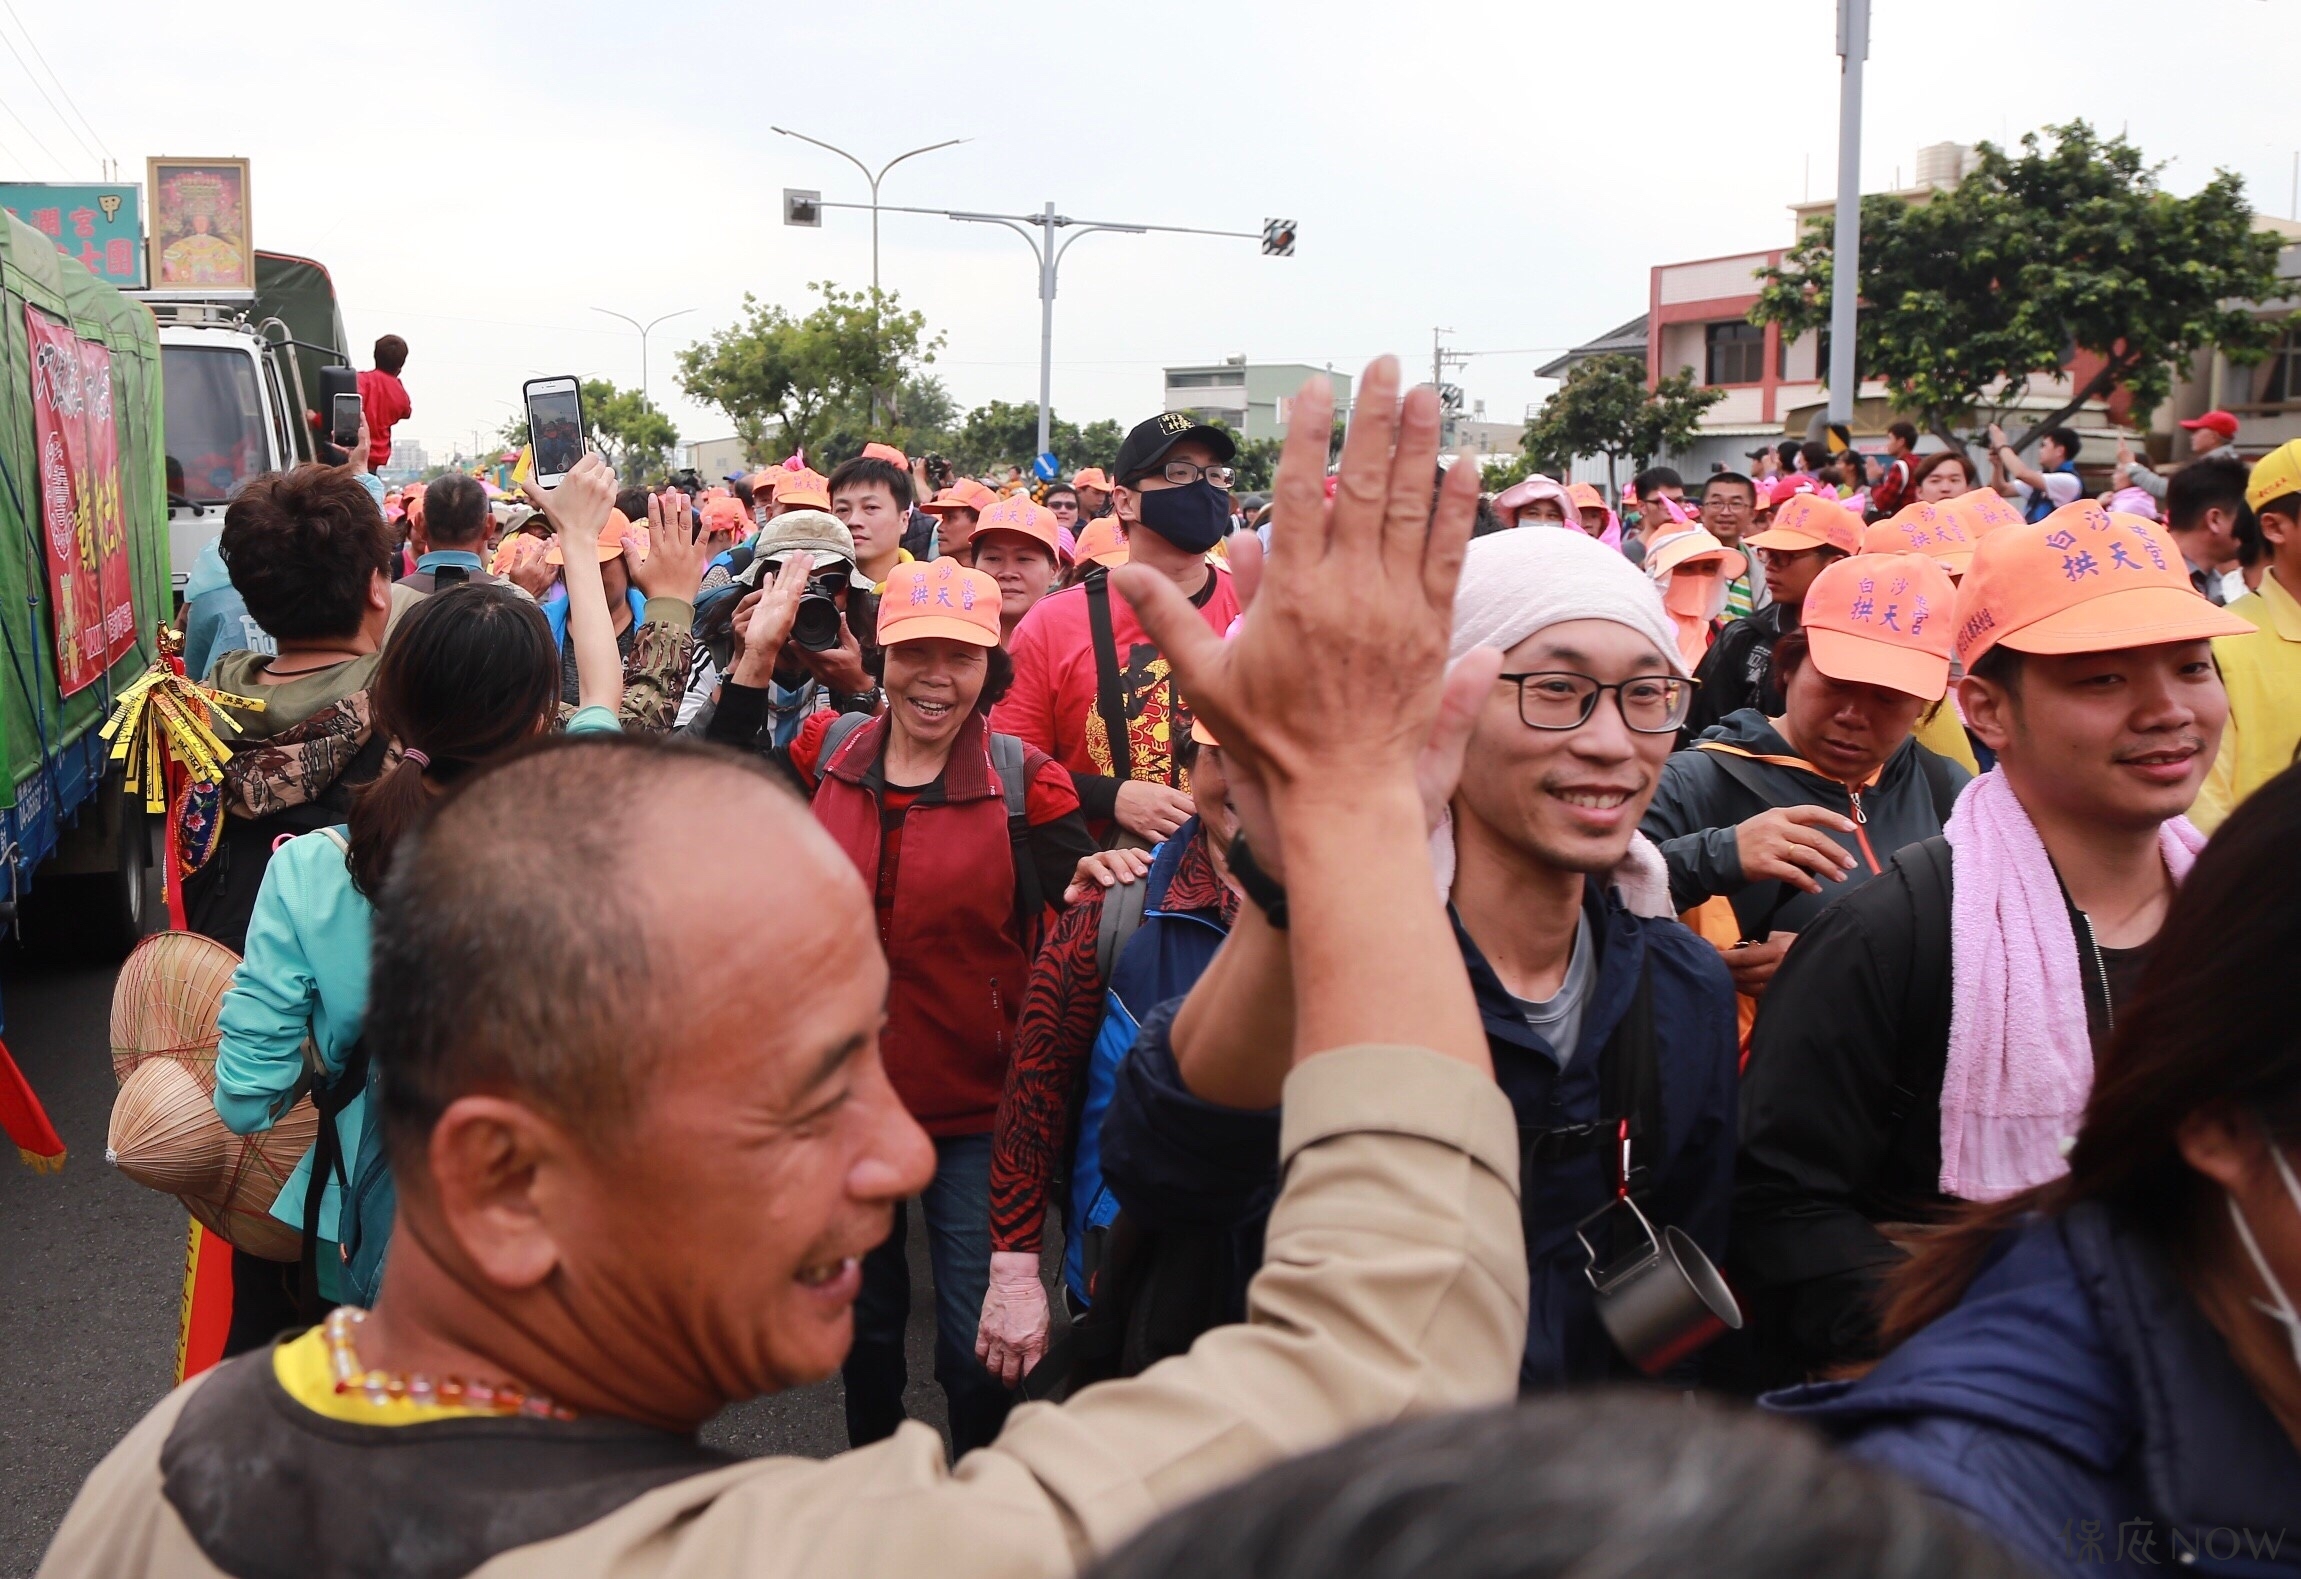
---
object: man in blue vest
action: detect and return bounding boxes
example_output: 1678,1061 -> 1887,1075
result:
1988,422 -> 2085,523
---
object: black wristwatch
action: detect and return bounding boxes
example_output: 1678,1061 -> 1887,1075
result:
1226,830 -> 1290,930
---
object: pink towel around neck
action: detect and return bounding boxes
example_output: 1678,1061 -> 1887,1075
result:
1938,769 -> 2204,1201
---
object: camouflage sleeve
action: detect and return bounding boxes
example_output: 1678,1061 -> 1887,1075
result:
616,618 -> 695,736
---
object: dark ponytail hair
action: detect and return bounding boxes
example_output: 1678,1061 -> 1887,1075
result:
1876,762 -> 2301,1351
347,585 -> 559,899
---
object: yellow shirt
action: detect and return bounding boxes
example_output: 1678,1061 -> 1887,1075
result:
1912,698 -> 1979,774
2195,571 -> 2299,834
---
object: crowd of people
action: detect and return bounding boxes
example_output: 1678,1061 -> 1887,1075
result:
36,353 -> 2301,1579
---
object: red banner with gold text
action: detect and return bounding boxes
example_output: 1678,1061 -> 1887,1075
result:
25,306 -> 131,694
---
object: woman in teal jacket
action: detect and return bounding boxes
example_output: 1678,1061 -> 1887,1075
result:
212,456 -> 685,1352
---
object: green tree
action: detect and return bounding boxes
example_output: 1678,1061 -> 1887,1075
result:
1751,120 -> 2288,450
677,283 -> 943,463
1522,354 -> 1724,493
1074,419 -> 1124,473
582,379 -> 678,481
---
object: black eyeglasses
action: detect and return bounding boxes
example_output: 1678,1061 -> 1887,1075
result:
1156,460 -> 1237,489
1499,671 -> 1698,734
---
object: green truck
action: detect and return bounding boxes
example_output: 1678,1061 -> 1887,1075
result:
0,210 -> 175,956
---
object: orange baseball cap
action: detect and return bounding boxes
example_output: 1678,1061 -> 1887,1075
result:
1801,551 -> 1957,700
922,478 -> 998,517
1951,501 -> 2254,667
972,496 -> 1061,555
1564,481 -> 1607,513
1746,491 -> 1863,555
861,442 -> 910,469
1074,516 -> 1129,567
773,468 -> 831,510
1071,467 -> 1112,492
699,491 -> 750,535
1863,501 -> 1977,577
877,559 -> 1002,648
544,509 -> 641,565
1943,486 -> 2024,539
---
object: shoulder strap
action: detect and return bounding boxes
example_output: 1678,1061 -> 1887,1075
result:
316,826 -> 349,853
1082,567 -> 1133,781
818,709 -> 870,770
297,1036 -> 372,1318
1096,874 -> 1153,982
990,732 -> 1045,939
1913,742 -> 1962,824
1599,961 -> 1659,1194
1887,836 -> 1955,1129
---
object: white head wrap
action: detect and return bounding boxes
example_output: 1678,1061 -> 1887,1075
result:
1450,525 -> 1689,677
1435,526 -> 1680,918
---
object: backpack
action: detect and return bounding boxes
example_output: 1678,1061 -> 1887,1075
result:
815,711 -> 1044,936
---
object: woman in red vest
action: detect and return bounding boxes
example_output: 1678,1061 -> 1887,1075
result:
768,554 -> 1095,1458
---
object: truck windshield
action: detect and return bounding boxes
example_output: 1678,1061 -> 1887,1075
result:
163,345 -> 268,506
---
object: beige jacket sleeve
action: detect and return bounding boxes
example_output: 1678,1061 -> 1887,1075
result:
40,1044 -> 1526,1579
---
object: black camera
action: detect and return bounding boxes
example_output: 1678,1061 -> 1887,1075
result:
924,452 -> 954,490
791,571 -> 850,651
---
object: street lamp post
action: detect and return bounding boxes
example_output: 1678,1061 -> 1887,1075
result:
1829,0 -> 1870,428
770,127 -> 969,295
801,198 -> 1272,459
590,307 -> 695,409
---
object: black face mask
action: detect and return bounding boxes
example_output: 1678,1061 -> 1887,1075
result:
1135,479 -> 1231,553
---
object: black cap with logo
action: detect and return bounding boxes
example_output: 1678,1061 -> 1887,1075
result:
1112,411 -> 1239,488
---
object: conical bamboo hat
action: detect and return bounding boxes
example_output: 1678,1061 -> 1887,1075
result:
109,930 -> 240,1087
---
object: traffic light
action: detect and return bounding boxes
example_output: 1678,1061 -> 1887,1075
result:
1261,218 -> 1296,257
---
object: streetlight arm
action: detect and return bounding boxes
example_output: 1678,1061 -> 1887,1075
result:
1054,223 -> 1150,269
947,212 -> 1046,267
771,125 -> 875,190
591,306 -> 643,334
643,308 -> 698,335
875,137 -> 969,186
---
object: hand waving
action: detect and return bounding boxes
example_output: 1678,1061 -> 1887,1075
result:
632,487 -> 709,604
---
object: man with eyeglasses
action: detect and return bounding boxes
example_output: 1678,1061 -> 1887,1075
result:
1094,527 -> 1740,1390
1701,472 -> 1766,618
996,413 -> 1244,843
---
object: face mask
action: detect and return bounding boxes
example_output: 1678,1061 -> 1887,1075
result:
1663,571 -> 1715,620
1136,479 -> 1231,553
2228,1140 -> 2301,1371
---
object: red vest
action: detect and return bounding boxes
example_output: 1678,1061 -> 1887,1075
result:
811,712 -> 1027,1137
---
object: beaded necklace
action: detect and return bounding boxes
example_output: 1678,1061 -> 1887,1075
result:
323,1306 -> 578,1420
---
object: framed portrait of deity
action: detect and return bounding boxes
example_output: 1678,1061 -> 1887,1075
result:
145,157 -> 254,297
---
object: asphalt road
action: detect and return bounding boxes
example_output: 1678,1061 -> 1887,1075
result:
0,909 -> 1062,1574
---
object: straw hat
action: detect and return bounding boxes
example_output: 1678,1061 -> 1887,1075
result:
107,931 -> 317,1262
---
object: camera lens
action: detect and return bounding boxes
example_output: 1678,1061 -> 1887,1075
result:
791,593 -> 842,651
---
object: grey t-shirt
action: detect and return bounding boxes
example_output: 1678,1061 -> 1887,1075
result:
1505,911 -> 1596,1069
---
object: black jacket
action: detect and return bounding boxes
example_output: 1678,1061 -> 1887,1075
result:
1733,836 -> 2142,1387
1642,710 -> 1968,939
1102,880 -> 1740,1390
1684,602 -> 1795,740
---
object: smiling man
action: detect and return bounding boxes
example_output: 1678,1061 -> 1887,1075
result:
1732,501 -> 2255,1388
1095,527 -> 1740,1390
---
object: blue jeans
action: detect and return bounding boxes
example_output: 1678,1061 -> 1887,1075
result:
842,1131 -> 1013,1458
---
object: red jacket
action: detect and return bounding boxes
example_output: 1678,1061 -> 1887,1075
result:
357,369 -> 411,470
811,711 -> 1049,1137
992,564 -> 1238,800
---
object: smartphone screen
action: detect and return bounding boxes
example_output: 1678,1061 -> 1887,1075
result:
524,379 -> 585,483
330,392 -> 363,449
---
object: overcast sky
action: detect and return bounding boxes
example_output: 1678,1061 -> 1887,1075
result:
8,0 -> 2298,464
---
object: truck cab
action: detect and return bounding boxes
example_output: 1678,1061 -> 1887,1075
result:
155,309 -> 299,592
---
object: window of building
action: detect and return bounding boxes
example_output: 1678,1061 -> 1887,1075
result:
1707,321 -> 1766,386
1167,370 -> 1247,389
2261,328 -> 2301,405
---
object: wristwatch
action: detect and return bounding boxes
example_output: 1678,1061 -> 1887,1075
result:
1225,830 -> 1290,931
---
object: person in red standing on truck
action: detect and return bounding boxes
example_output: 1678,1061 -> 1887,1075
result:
357,335 -> 411,473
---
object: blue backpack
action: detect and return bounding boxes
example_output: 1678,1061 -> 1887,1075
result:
1063,828 -> 1231,1306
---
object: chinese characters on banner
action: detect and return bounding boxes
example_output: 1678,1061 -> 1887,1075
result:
25,307 -> 136,696
0,184 -> 147,289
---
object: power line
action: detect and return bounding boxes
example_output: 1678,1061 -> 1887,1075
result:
0,82 -> 63,170
0,1 -> 112,165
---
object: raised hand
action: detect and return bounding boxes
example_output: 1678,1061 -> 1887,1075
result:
632,488 -> 709,604
730,554 -> 815,687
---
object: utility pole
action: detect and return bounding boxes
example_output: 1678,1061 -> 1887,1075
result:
795,198 -> 1284,459
590,308 -> 695,409
1829,0 -> 1870,429
1430,328 -> 1470,449
771,127 -> 969,295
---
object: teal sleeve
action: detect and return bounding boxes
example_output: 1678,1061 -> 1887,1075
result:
214,855 -> 325,1135
567,704 -> 623,735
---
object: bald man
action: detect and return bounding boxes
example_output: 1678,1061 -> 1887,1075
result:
42,358 -> 1529,1579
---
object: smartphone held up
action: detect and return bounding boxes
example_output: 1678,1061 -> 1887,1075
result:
523,376 -> 586,486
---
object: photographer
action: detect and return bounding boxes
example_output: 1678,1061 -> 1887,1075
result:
701,511 -> 881,777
